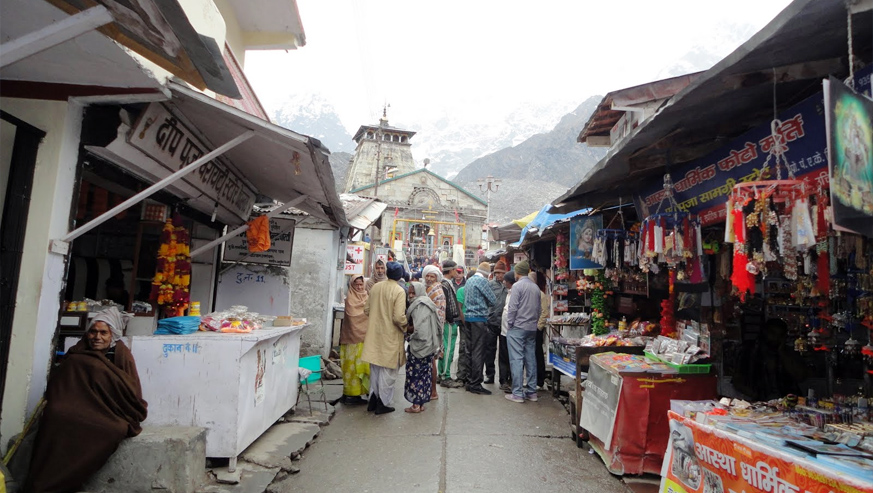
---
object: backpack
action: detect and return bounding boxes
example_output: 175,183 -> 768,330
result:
441,280 -> 459,324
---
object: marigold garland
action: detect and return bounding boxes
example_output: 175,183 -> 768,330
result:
150,213 -> 191,317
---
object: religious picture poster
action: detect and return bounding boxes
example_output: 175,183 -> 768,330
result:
345,243 -> 366,276
554,299 -> 569,312
553,283 -> 569,296
570,215 -> 603,270
824,76 -> 873,237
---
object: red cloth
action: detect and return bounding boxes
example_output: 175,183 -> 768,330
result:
27,340 -> 147,492
730,209 -> 754,300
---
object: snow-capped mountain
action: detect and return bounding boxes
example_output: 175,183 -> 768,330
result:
272,93 -> 354,153
402,98 -> 580,179
656,21 -> 759,79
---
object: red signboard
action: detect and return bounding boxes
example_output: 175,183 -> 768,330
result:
661,412 -> 873,493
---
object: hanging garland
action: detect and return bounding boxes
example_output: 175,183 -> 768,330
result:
150,213 -> 191,317
590,271 -> 610,335
554,232 -> 569,281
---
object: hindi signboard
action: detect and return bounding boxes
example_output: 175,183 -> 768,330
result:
129,103 -> 257,221
635,93 -> 828,227
578,356 -> 623,450
224,217 -> 295,266
661,411 -> 873,493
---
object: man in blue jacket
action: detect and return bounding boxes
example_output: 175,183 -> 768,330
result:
463,261 -> 497,394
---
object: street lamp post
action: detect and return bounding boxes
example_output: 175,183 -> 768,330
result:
477,175 -> 500,249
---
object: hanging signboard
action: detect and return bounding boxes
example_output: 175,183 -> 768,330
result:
129,103 -> 257,221
224,217 -> 295,266
824,76 -> 873,237
345,243 -> 366,276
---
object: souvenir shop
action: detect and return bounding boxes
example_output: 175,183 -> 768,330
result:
540,67 -> 873,490
52,85 -> 346,469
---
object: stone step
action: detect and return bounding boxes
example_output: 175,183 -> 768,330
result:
85,426 -> 207,493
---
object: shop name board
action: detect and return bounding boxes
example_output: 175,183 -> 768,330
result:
661,412 -> 871,493
129,103 -> 256,221
635,93 -> 829,227
224,217 -> 295,266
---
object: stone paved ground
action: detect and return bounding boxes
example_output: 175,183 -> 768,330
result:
268,373 -> 632,493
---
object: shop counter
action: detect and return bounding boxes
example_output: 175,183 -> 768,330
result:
579,353 -> 717,475
661,411 -> 873,493
126,325 -> 307,468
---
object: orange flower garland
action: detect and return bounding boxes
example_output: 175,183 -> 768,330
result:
150,213 -> 191,317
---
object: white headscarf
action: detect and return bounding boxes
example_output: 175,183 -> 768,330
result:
422,265 -> 443,285
88,306 -> 132,347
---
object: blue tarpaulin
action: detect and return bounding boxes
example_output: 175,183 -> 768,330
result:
513,204 -> 591,247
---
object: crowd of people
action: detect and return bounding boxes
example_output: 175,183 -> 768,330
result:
338,256 -> 549,414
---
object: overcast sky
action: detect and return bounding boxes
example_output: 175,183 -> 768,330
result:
246,0 -> 794,131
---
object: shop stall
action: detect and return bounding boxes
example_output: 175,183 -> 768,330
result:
662,408 -> 873,492
580,353 -> 717,475
127,323 -> 307,470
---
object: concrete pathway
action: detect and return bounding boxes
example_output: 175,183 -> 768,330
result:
268,373 -> 631,493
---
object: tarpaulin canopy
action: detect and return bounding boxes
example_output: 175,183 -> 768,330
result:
513,205 -> 591,247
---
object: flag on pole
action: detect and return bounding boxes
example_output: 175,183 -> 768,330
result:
394,207 -> 399,218
454,209 -> 460,223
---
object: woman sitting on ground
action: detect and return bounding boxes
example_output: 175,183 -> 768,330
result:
404,282 -> 442,413
27,306 -> 148,493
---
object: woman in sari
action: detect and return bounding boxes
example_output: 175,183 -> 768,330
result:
422,265 -> 445,400
365,258 -> 387,293
340,274 -> 370,404
404,282 -> 442,413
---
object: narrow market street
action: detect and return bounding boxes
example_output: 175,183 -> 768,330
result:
268,374 -> 634,493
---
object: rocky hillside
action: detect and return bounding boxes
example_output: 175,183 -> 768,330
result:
452,96 -> 607,223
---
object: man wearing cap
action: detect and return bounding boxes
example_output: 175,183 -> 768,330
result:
361,261 -> 409,415
438,260 -> 461,384
484,260 -> 508,384
504,260 -> 541,403
463,261 -> 498,394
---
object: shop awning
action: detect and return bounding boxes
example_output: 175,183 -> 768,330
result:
341,194 -> 388,232
515,205 -> 591,247
164,83 -> 346,227
551,0 -> 872,213
60,82 -> 347,254
1,0 -> 239,98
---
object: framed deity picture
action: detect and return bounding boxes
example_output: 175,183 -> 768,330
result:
569,215 -> 603,270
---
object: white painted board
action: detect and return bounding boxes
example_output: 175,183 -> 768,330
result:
214,264 -> 290,316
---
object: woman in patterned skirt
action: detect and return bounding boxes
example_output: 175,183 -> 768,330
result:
404,282 -> 442,413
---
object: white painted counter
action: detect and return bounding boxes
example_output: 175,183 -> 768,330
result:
126,325 -> 307,460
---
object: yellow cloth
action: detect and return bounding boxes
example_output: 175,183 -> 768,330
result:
361,280 -> 408,369
340,342 -> 370,397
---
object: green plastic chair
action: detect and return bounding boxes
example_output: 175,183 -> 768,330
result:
297,355 -> 328,415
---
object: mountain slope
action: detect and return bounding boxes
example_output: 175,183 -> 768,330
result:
452,96 -> 607,223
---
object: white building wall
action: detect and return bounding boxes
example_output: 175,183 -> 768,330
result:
0,98 -> 82,452
288,225 -> 341,357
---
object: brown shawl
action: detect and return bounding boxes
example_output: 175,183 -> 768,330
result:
26,339 -> 148,493
340,274 -> 369,344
